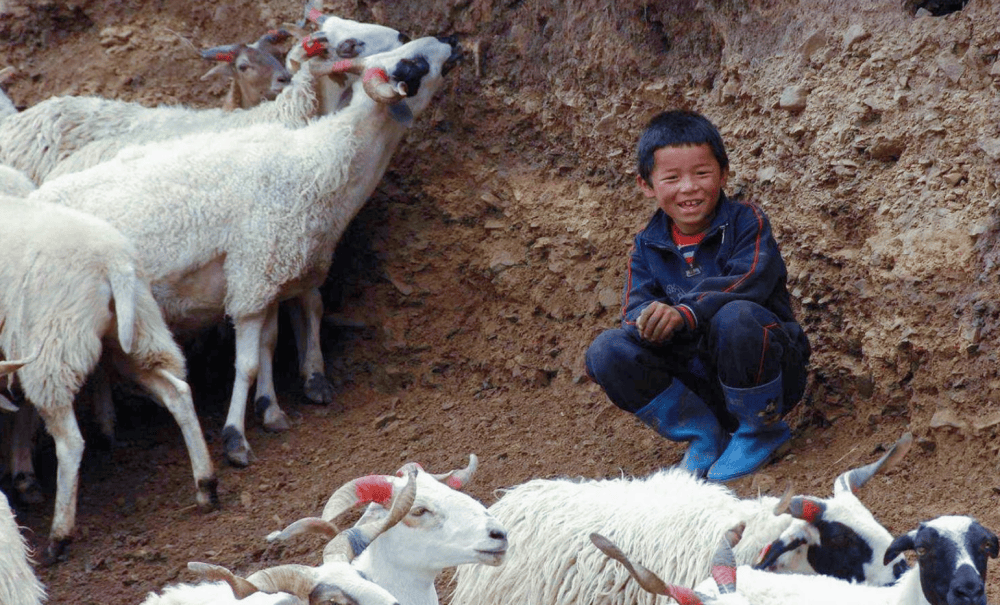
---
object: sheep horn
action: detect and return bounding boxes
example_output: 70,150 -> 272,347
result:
0,350 -> 37,376
321,473 -> 396,522
246,564 -> 318,601
361,67 -> 407,104
590,533 -> 703,604
301,0 -> 328,26
258,29 -> 292,46
712,524 -> 743,594
837,432 -> 913,494
0,394 -> 17,413
772,482 -> 795,515
200,43 -> 240,63
267,517 -> 339,543
428,454 -> 478,489
322,469 -> 417,563
789,496 -> 826,522
187,562 -> 259,599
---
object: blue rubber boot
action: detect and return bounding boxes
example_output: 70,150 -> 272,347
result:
707,374 -> 790,482
635,379 -> 728,478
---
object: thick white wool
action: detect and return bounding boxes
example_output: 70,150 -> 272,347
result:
0,492 -> 45,605
449,467 -> 792,605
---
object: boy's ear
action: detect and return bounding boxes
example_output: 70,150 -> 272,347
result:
720,167 -> 730,190
636,174 -> 655,198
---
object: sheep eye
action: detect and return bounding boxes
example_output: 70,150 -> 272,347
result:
410,506 -> 429,517
916,547 -> 927,557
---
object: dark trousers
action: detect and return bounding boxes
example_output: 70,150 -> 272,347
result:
585,301 -> 809,420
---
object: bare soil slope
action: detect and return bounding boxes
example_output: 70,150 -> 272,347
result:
3,0 -> 1000,603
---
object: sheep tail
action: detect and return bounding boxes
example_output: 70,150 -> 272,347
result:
109,263 -> 137,355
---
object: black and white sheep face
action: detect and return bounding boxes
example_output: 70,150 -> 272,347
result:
363,36 -> 462,117
885,516 -> 998,605
355,471 -> 508,569
756,489 -> 907,585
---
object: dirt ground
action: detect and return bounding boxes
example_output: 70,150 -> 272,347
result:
2,0 -> 1000,603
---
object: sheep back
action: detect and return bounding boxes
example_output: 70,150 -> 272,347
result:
29,114 -> 359,325
449,467 -> 791,605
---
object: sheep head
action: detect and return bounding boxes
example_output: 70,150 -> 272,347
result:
755,431 -> 914,586
200,34 -> 292,109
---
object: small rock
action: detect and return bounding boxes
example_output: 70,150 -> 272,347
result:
778,85 -> 808,112
842,24 -> 869,50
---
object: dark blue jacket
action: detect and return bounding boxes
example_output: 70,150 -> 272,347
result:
620,195 -> 803,344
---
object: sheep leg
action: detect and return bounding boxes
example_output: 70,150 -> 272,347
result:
288,289 -> 335,405
89,363 -> 116,448
254,303 -> 291,432
222,310 -> 266,468
10,404 -> 43,504
34,402 -> 85,565
136,368 -> 219,510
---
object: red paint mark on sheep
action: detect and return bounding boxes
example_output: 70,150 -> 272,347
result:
364,68 -> 389,84
445,476 -> 462,489
667,586 -> 703,605
302,36 -> 327,58
307,8 -> 324,23
712,564 -> 737,586
800,500 -> 822,522
355,475 -> 393,506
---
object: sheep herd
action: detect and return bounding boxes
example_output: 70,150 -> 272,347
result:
0,4 -> 997,605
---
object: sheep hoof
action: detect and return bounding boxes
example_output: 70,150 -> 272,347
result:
13,472 -> 44,505
304,372 -> 335,405
222,425 -> 253,468
41,537 -> 71,567
197,477 -> 221,511
261,405 -> 291,433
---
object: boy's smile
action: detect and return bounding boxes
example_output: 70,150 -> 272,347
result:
637,143 -> 728,235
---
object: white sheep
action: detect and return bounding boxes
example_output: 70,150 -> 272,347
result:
268,455 -> 508,605
0,164 -> 35,196
142,469 -> 418,605
0,195 -> 218,563
0,359 -> 46,605
594,515 -> 999,605
449,432 -> 911,605
26,36 -> 462,468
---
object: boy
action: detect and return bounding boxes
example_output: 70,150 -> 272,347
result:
586,109 -> 810,481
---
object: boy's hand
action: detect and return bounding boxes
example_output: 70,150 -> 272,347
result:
637,302 -> 685,343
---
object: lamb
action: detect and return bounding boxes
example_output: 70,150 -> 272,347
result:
448,431 -> 912,605
0,358 -> 46,605
26,36 -> 463,468
267,455 -> 508,605
199,30 -> 294,112
594,515 -> 999,605
141,469 -> 418,605
754,435 -> 914,585
0,195 -> 218,563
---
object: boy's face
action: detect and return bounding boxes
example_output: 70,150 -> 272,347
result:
637,143 -> 728,235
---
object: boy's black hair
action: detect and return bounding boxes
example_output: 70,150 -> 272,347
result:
636,109 -> 729,185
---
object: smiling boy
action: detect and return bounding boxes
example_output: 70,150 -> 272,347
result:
585,109 -> 810,481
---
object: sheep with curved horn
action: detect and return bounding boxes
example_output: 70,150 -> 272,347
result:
269,455 -> 506,605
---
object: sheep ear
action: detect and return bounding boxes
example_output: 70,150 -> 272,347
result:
884,531 -> 916,565
388,102 -> 413,127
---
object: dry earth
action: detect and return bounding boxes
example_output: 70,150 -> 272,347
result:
3,0 -> 1000,603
